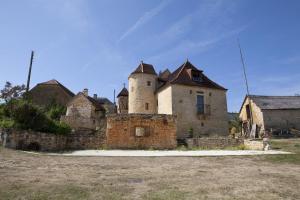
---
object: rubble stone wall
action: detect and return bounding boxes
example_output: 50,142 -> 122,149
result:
0,128 -> 106,151
106,114 -> 177,149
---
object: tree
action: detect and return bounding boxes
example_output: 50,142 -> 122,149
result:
0,82 -> 26,103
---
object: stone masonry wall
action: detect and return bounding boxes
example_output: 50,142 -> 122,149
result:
186,138 -> 244,149
106,114 -> 177,149
0,128 -> 106,151
169,84 -> 228,138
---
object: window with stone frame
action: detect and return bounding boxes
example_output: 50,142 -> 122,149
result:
196,95 -> 204,114
147,81 -> 151,86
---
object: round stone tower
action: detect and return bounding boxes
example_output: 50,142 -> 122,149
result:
128,62 -> 157,114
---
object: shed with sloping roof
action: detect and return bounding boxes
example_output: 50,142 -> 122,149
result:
239,95 -> 300,134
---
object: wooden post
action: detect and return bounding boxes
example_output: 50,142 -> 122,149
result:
26,51 -> 34,92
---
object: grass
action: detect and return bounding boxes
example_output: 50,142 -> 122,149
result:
0,183 -> 131,200
262,138 -> 300,164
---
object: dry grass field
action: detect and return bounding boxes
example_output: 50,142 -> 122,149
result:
0,139 -> 300,200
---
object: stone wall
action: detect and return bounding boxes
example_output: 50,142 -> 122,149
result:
128,73 -> 157,114
263,109 -> 300,130
0,128 -> 106,151
239,97 -> 265,133
244,139 -> 263,150
106,114 -> 177,149
186,137 -> 244,149
61,115 -> 106,131
164,84 -> 228,138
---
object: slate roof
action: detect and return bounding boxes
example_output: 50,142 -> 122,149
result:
117,87 -> 128,97
37,79 -> 75,97
98,97 -> 114,105
130,62 -> 157,76
158,69 -> 171,81
249,95 -> 300,110
157,60 -> 226,91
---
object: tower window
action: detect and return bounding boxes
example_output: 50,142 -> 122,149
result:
145,103 -> 149,110
147,81 -> 151,86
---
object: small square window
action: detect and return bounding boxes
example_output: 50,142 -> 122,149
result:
145,103 -> 149,110
147,81 -> 151,86
209,92 -> 212,96
201,122 -> 204,127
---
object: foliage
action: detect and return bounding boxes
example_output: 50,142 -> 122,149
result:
0,99 -> 70,135
228,114 -> 241,136
0,118 -> 14,128
46,104 -> 67,121
0,81 -> 26,103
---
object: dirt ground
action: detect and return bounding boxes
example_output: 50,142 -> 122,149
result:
1,139 -> 300,200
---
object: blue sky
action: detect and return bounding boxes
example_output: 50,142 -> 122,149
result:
1,0 -> 300,112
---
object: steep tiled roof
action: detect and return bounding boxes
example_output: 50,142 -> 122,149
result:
37,79 -> 75,97
249,95 -> 300,110
130,62 -> 157,76
158,69 -> 171,80
157,60 -> 226,91
117,87 -> 128,97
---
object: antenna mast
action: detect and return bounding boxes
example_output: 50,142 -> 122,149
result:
238,39 -> 253,133
26,51 -> 34,92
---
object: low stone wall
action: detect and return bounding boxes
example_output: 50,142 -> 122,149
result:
0,128 -> 106,151
106,114 -> 177,149
244,139 -> 264,150
186,137 -> 244,149
66,130 -> 106,150
61,116 -> 106,131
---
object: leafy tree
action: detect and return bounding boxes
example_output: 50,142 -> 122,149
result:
0,81 -> 26,103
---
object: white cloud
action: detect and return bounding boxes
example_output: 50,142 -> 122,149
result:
118,0 -> 170,43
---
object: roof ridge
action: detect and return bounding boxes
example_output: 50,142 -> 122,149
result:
250,95 -> 300,98
170,62 -> 187,83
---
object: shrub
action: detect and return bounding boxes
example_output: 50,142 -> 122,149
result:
11,100 -> 50,131
2,99 -> 71,135
54,121 -> 71,135
46,104 -> 66,121
0,118 -> 14,128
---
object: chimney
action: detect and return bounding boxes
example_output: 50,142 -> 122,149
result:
83,88 -> 88,96
93,94 -> 97,99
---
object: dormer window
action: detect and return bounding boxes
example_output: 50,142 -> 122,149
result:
191,70 -> 203,82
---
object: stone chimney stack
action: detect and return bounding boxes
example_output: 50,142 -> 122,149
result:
93,94 -> 98,99
83,88 -> 88,96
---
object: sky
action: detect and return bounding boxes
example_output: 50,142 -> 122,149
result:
0,0 -> 300,112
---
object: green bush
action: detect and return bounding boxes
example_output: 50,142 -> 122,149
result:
46,105 -> 66,121
54,121 -> 72,135
1,99 -> 71,135
0,118 -> 14,128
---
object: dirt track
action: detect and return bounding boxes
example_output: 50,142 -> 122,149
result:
0,147 -> 300,200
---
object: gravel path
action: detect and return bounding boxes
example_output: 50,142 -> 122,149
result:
26,149 -> 291,157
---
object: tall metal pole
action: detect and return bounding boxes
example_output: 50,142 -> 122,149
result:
26,51 -> 34,92
238,39 -> 253,133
